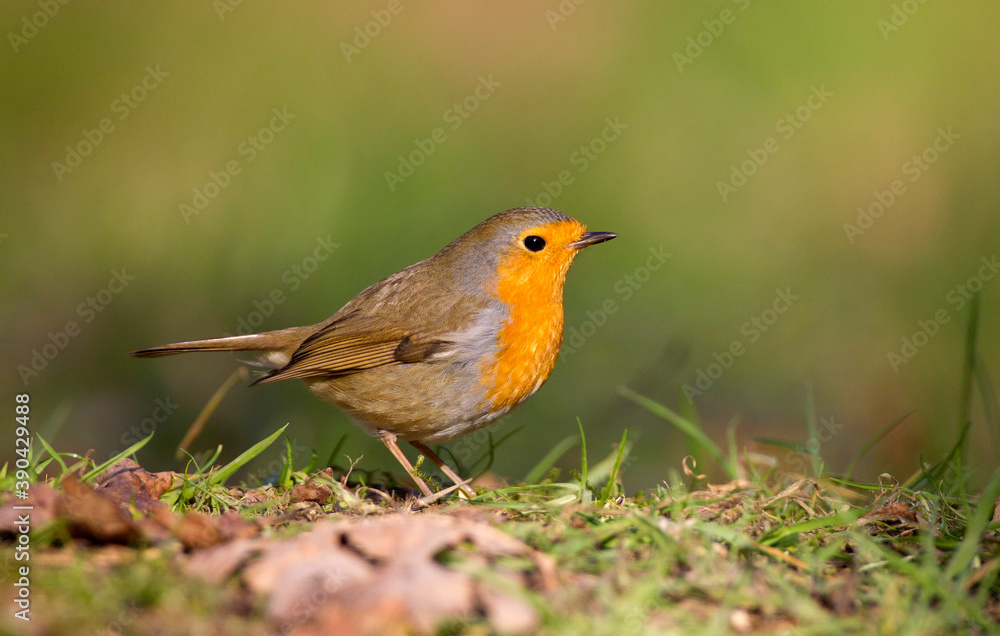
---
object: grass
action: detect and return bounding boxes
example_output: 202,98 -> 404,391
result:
2,299 -> 997,634
3,405 -> 998,634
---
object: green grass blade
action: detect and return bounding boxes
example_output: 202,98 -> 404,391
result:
325,434 -> 349,469
598,429 -> 628,505
975,357 -> 999,456
473,432 -> 497,481
38,401 -> 72,452
631,512 -> 672,551
726,418 -> 740,479
523,434 -> 578,484
843,409 -> 915,481
302,449 -> 318,475
905,295 -> 981,492
953,291 -> 979,472
619,386 -> 734,479
696,521 -> 754,549
945,464 -> 1000,579
471,425 -> 523,479
829,477 -> 891,491
277,433 -> 294,487
577,419 -> 589,502
78,431 -> 155,484
754,437 -> 809,454
919,420 -> 972,492
34,434 -> 68,475
804,383 -> 822,477
208,423 -> 288,487
201,445 -> 224,470
437,444 -> 463,475
759,509 -> 865,547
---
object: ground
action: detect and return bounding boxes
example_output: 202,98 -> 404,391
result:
1,408 -> 999,635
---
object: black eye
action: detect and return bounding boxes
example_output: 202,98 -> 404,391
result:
523,235 -> 546,252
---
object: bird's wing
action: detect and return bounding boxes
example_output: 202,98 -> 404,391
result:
251,311 -> 453,385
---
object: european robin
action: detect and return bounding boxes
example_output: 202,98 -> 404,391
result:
132,207 -> 616,497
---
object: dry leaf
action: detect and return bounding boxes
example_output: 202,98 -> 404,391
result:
186,512 -> 543,633
860,501 -> 926,537
183,538 -> 264,584
0,482 -> 60,533
96,458 -> 174,513
290,482 -> 333,505
58,477 -> 141,544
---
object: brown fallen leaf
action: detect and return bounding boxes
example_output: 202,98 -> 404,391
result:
863,501 -> 918,523
0,482 -> 60,534
58,477 -> 142,544
186,512 -> 544,634
174,512 -> 225,550
860,502 -> 926,536
259,548 -> 376,627
290,481 -> 333,505
236,486 -> 277,507
95,458 -> 174,514
308,597 -> 411,636
169,509 -> 260,551
184,537 -> 266,584
344,560 -> 474,633
241,523 -> 373,595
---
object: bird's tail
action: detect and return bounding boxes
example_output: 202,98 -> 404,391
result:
130,326 -> 313,358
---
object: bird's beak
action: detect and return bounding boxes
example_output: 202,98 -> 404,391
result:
568,231 -> 617,250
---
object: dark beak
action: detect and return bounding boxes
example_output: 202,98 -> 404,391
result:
569,231 -> 617,250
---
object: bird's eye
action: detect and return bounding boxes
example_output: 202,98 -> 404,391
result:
523,235 -> 546,252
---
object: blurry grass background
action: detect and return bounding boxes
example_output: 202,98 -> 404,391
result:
2,2 -> 998,489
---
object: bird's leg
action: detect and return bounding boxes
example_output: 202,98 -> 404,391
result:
409,440 -> 476,499
377,430 -> 433,497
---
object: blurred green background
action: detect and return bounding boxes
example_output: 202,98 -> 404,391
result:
3,2 -> 998,489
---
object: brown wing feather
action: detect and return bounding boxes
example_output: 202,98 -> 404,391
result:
393,336 -> 446,363
252,316 -> 449,385
253,266 -> 487,386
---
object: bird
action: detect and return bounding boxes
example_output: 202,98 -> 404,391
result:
131,207 -> 616,498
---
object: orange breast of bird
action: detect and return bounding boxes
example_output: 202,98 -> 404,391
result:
480,218 -> 587,412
